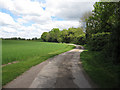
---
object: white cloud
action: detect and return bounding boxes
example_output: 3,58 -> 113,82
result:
1,27 -> 16,33
0,0 -> 45,16
17,14 -> 52,24
17,18 -> 28,24
0,0 -> 14,10
52,21 -> 80,30
13,0 -> 44,16
0,12 -> 16,26
45,0 -> 95,20
0,0 -> 96,39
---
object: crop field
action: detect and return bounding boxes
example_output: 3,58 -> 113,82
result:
2,40 -> 75,85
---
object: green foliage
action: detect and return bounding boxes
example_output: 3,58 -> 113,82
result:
86,2 -> 120,64
74,34 -> 86,45
80,50 -> 120,88
88,32 -> 110,51
41,32 -> 49,42
41,27 -> 86,45
82,2 -> 120,87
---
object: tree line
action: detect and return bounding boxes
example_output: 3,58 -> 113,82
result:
41,27 -> 86,45
85,2 -> 120,64
1,37 -> 40,40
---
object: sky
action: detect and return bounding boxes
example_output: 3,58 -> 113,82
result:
0,0 -> 99,39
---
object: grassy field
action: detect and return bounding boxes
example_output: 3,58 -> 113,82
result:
80,49 -> 120,88
2,40 -> 75,85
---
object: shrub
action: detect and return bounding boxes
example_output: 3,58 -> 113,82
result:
74,34 -> 86,45
88,32 -> 110,51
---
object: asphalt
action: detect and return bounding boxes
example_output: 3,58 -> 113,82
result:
3,45 -> 96,88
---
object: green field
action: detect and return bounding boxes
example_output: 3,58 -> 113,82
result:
2,40 -> 75,85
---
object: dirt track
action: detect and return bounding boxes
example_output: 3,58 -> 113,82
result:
4,45 -> 96,88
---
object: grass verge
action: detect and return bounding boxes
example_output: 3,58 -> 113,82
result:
80,49 -> 120,88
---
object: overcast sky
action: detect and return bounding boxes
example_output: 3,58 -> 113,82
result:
0,0 -> 99,39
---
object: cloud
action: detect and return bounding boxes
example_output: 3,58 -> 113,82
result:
17,14 -> 52,24
0,0 -> 14,10
0,12 -> 16,26
0,0 -> 45,16
45,0 -> 95,20
0,0 -> 96,39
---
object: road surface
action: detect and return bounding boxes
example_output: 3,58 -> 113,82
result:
3,45 -> 96,88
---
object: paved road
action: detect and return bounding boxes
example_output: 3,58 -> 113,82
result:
4,45 -> 95,88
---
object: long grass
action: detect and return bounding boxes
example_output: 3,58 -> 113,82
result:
80,49 -> 120,88
2,40 -> 75,85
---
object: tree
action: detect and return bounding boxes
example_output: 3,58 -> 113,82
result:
85,2 -> 120,63
41,27 -> 85,44
49,28 -> 60,42
41,32 -> 49,41
61,29 -> 68,43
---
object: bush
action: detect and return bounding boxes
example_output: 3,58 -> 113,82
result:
74,34 -> 86,45
88,32 -> 110,51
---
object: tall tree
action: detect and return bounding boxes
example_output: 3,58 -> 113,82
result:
85,2 -> 120,63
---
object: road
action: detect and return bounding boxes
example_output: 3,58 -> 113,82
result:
3,45 -> 96,88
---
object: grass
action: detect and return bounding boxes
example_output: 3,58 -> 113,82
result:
2,40 -> 75,86
80,46 -> 120,88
